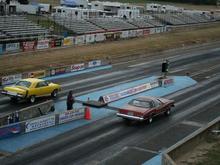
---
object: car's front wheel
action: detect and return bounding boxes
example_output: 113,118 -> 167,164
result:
29,95 -> 36,103
10,97 -> 18,103
148,116 -> 153,124
165,108 -> 171,116
51,89 -> 58,98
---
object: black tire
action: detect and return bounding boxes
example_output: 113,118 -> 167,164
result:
123,118 -> 131,125
29,95 -> 36,103
51,89 -> 58,98
165,108 -> 171,116
10,97 -> 18,103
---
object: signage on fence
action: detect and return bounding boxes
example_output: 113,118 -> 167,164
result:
0,123 -> 21,139
22,41 -> 36,51
6,43 -> 20,52
37,39 -> 49,49
143,29 -> 150,36
1,74 -> 22,85
28,70 -> 46,78
50,38 -> 62,48
121,31 -> 129,39
25,115 -> 55,133
102,81 -> 159,103
95,33 -> 105,42
88,60 -> 101,68
0,44 -> 3,55
63,37 -> 74,46
85,34 -> 95,43
59,108 -> 84,124
75,35 -> 85,45
50,67 -> 66,76
71,63 -> 85,72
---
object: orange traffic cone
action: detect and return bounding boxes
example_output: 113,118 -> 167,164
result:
84,106 -> 91,120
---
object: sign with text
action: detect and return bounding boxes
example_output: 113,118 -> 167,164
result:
0,44 -> 3,54
28,70 -> 46,78
88,60 -> 101,68
37,39 -> 49,49
0,123 -> 21,139
25,115 -> 55,133
63,37 -> 74,46
71,63 -> 85,72
6,43 -> 20,52
102,81 -> 159,103
22,41 -> 36,51
59,108 -> 84,124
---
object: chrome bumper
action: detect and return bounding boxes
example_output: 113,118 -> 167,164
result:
116,113 -> 144,121
1,91 -> 24,98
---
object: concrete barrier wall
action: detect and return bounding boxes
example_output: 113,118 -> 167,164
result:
162,117 -> 220,165
0,100 -> 54,126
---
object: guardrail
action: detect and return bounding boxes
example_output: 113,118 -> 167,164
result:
162,116 -> 220,165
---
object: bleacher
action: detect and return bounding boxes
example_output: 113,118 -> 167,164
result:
127,18 -> 155,28
0,15 -> 49,38
52,16 -> 104,34
155,14 -> 186,25
88,18 -> 137,31
185,13 -> 210,23
173,14 -> 198,24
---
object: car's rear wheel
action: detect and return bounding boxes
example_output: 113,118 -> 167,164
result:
148,116 -> 153,124
123,118 -> 131,125
51,89 -> 58,98
29,95 -> 36,103
165,108 -> 171,116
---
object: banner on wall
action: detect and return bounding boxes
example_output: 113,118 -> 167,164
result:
88,60 -> 101,68
121,31 -> 129,39
1,74 -> 22,85
28,70 -> 46,78
95,33 -> 105,42
143,29 -> 150,36
50,38 -> 62,48
75,35 -> 85,45
136,29 -> 143,37
25,115 -> 55,133
0,123 -> 21,139
37,39 -> 49,49
85,34 -> 95,43
63,37 -> 74,46
50,67 -> 66,76
5,43 -> 20,52
22,41 -> 36,52
0,44 -> 3,55
71,63 -> 85,72
59,108 -> 84,124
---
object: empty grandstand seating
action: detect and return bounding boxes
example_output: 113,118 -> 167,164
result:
0,15 -> 49,39
154,14 -> 186,25
127,18 -> 154,28
88,18 -> 137,31
52,16 -> 104,34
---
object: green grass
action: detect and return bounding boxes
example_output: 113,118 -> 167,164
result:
196,142 -> 220,165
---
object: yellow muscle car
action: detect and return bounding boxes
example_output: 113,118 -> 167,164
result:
1,78 -> 61,103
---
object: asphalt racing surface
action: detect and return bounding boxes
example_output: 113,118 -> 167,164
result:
0,42 -> 220,165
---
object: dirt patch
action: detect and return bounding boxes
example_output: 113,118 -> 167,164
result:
176,136 -> 220,165
0,23 -> 220,76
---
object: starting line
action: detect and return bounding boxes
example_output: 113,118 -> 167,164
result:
0,76 -> 196,153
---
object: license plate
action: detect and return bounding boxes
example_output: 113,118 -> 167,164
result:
127,112 -> 133,116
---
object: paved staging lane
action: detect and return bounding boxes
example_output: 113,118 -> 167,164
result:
0,43 -> 220,165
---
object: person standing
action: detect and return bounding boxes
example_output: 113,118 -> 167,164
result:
66,90 -> 74,110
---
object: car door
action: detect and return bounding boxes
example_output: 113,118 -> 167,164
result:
35,81 -> 50,96
153,99 -> 163,114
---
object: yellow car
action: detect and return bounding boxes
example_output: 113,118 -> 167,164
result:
1,78 -> 61,103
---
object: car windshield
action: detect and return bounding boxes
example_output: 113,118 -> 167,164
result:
15,81 -> 31,88
128,99 -> 152,108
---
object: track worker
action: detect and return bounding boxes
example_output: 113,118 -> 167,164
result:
66,90 -> 75,110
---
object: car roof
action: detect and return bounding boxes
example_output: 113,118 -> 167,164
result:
134,96 -> 158,102
21,78 -> 44,83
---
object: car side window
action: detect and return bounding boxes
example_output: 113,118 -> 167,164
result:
36,81 -> 48,88
154,99 -> 162,107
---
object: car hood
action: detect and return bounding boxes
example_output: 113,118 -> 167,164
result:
123,104 -> 150,113
4,86 -> 27,94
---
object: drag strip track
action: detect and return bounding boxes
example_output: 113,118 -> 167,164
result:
1,71 -> 220,165
0,45 -> 220,164
0,47 -> 220,114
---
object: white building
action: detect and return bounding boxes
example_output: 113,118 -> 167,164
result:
52,6 -> 105,19
146,3 -> 183,13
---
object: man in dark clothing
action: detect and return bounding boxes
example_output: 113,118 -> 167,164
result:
67,90 -> 74,110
